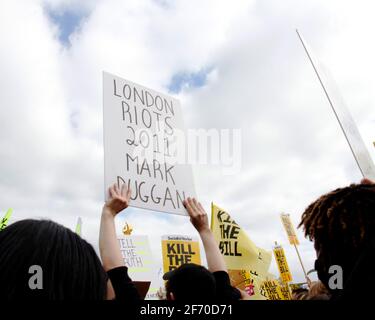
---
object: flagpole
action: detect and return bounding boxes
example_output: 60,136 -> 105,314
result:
293,243 -> 309,284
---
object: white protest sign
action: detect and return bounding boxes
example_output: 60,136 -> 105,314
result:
103,71 -> 196,215
118,235 -> 160,299
297,30 -> 375,180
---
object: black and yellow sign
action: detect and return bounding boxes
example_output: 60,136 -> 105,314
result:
273,245 -> 293,283
161,235 -> 201,272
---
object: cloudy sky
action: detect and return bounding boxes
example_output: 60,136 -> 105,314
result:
1,0 -> 375,284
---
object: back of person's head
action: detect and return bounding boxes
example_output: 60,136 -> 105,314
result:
308,281 -> 329,296
299,182 -> 375,295
163,263 -> 216,301
0,219 -> 107,300
307,281 -> 330,300
291,288 -> 309,300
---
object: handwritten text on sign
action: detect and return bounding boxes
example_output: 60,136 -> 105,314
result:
118,236 -> 156,280
103,72 -> 196,215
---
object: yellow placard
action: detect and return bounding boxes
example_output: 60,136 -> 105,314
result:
280,282 -> 292,300
273,245 -> 293,283
252,274 -> 269,300
229,269 -> 269,300
280,213 -> 299,245
161,235 -> 201,273
262,280 -> 285,300
289,282 -> 307,292
211,203 -> 272,278
228,269 -> 254,296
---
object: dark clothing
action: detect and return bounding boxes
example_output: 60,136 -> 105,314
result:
108,266 -> 240,302
107,266 -> 141,303
330,240 -> 375,301
213,271 -> 241,302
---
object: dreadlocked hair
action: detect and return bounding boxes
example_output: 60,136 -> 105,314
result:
299,183 -> 375,267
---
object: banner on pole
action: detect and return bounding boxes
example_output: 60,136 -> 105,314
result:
297,30 -> 375,180
273,244 -> 293,283
280,213 -> 300,245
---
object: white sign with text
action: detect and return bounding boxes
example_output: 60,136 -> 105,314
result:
103,71 -> 196,215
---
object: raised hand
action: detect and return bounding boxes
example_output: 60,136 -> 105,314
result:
183,197 -> 228,273
183,197 -> 209,233
100,182 -> 132,271
103,183 -> 132,217
361,178 -> 375,185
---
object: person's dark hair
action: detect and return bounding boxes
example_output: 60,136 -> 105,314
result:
298,183 -> 375,291
291,287 -> 309,300
0,219 -> 107,300
164,263 -> 216,301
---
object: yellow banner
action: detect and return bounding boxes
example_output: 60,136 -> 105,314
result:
211,203 -> 271,278
280,213 -> 299,245
161,235 -> 201,273
273,245 -> 293,283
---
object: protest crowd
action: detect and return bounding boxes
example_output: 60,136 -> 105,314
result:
0,178 -> 374,301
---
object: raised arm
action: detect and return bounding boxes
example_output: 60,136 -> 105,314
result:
99,183 -> 131,271
183,197 -> 227,273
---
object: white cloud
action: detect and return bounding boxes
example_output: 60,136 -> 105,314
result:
1,0 -> 374,286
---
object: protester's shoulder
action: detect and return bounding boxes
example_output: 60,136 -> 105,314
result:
107,265 -> 131,281
212,270 -> 241,301
212,270 -> 231,283
107,266 -> 141,302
